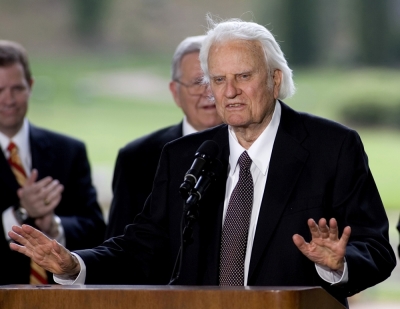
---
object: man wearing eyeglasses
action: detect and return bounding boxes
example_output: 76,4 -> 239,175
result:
105,35 -> 222,238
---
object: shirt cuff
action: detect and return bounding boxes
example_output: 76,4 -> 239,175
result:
2,206 -> 66,246
53,253 -> 87,285
315,258 -> 348,285
2,206 -> 19,241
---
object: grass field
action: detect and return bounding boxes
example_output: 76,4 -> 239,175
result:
25,55 -> 400,303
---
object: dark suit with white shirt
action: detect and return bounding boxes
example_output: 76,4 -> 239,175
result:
76,102 -> 396,306
0,124 -> 105,284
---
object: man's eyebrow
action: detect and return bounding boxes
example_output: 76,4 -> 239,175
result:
237,70 -> 254,75
209,70 -> 254,78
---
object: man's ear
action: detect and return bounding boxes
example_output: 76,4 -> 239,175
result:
273,70 -> 282,99
169,80 -> 182,108
28,78 -> 34,89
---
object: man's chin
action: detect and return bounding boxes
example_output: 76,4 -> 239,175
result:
0,119 -> 24,134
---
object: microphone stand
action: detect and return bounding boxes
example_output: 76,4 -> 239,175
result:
168,159 -> 222,285
168,199 -> 199,285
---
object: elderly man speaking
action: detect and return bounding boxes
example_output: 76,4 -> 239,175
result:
9,16 -> 396,308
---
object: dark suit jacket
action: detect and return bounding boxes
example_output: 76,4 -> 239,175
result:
397,216 -> 400,257
105,123 -> 183,238
0,124 -> 106,284
76,102 -> 396,306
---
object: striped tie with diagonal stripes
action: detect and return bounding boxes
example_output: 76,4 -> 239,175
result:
7,141 -> 27,186
7,141 -> 48,285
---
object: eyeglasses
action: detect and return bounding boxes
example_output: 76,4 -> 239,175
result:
174,79 -> 207,95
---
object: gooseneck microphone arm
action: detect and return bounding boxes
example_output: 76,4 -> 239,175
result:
169,141 -> 221,285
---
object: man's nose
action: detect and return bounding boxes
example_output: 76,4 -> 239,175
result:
0,88 -> 15,105
201,85 -> 212,97
224,79 -> 240,98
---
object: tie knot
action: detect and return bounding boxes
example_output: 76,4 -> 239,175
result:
7,141 -> 17,153
238,151 -> 252,170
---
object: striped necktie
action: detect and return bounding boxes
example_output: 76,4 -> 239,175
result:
7,141 -> 48,285
7,141 -> 27,186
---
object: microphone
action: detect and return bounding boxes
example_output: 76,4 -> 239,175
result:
179,140 -> 219,199
170,141 -> 221,286
185,158 -> 223,210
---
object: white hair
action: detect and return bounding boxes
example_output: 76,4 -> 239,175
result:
199,16 -> 295,99
171,35 -> 205,81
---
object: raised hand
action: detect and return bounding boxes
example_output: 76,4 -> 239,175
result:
292,218 -> 351,271
8,224 -> 80,277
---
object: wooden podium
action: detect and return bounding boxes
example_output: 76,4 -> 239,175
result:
0,285 -> 346,309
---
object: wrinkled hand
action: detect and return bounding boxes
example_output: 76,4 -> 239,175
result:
17,169 -> 64,218
292,218 -> 351,271
8,224 -> 80,277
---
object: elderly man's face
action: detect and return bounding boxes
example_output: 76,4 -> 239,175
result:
0,63 -> 31,138
170,51 -> 222,131
208,40 -> 281,131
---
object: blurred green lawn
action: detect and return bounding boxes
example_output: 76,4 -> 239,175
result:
27,56 -> 400,211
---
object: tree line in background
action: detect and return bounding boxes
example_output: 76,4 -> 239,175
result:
72,0 -> 399,67
71,0 -> 109,46
1,0 -> 398,67
255,0 -> 400,67
68,0 -> 400,129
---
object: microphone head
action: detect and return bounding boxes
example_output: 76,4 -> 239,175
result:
179,140 -> 220,200
195,140 -> 219,159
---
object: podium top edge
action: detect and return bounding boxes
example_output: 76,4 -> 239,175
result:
0,285 -> 322,292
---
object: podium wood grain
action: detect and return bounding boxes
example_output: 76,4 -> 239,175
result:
0,285 -> 346,309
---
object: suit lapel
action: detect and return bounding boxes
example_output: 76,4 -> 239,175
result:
0,124 -> 54,207
171,122 -> 183,139
248,102 -> 309,281
0,149 -> 20,193
201,125 -> 230,284
161,122 -> 183,144
29,125 -> 54,179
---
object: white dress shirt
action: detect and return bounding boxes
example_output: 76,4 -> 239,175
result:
182,117 -> 198,136
224,101 -> 347,285
224,100 -> 280,285
0,118 -> 32,176
1,119 -> 65,245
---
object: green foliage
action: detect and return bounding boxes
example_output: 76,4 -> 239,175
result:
254,0 -> 399,66
70,0 -> 110,43
341,101 -> 400,128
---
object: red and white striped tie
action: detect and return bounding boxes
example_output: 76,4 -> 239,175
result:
7,141 -> 48,284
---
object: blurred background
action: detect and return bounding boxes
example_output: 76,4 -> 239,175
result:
1,0 -> 399,307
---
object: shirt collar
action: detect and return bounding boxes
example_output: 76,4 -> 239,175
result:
228,100 -> 281,176
182,116 -> 198,136
0,118 -> 30,157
